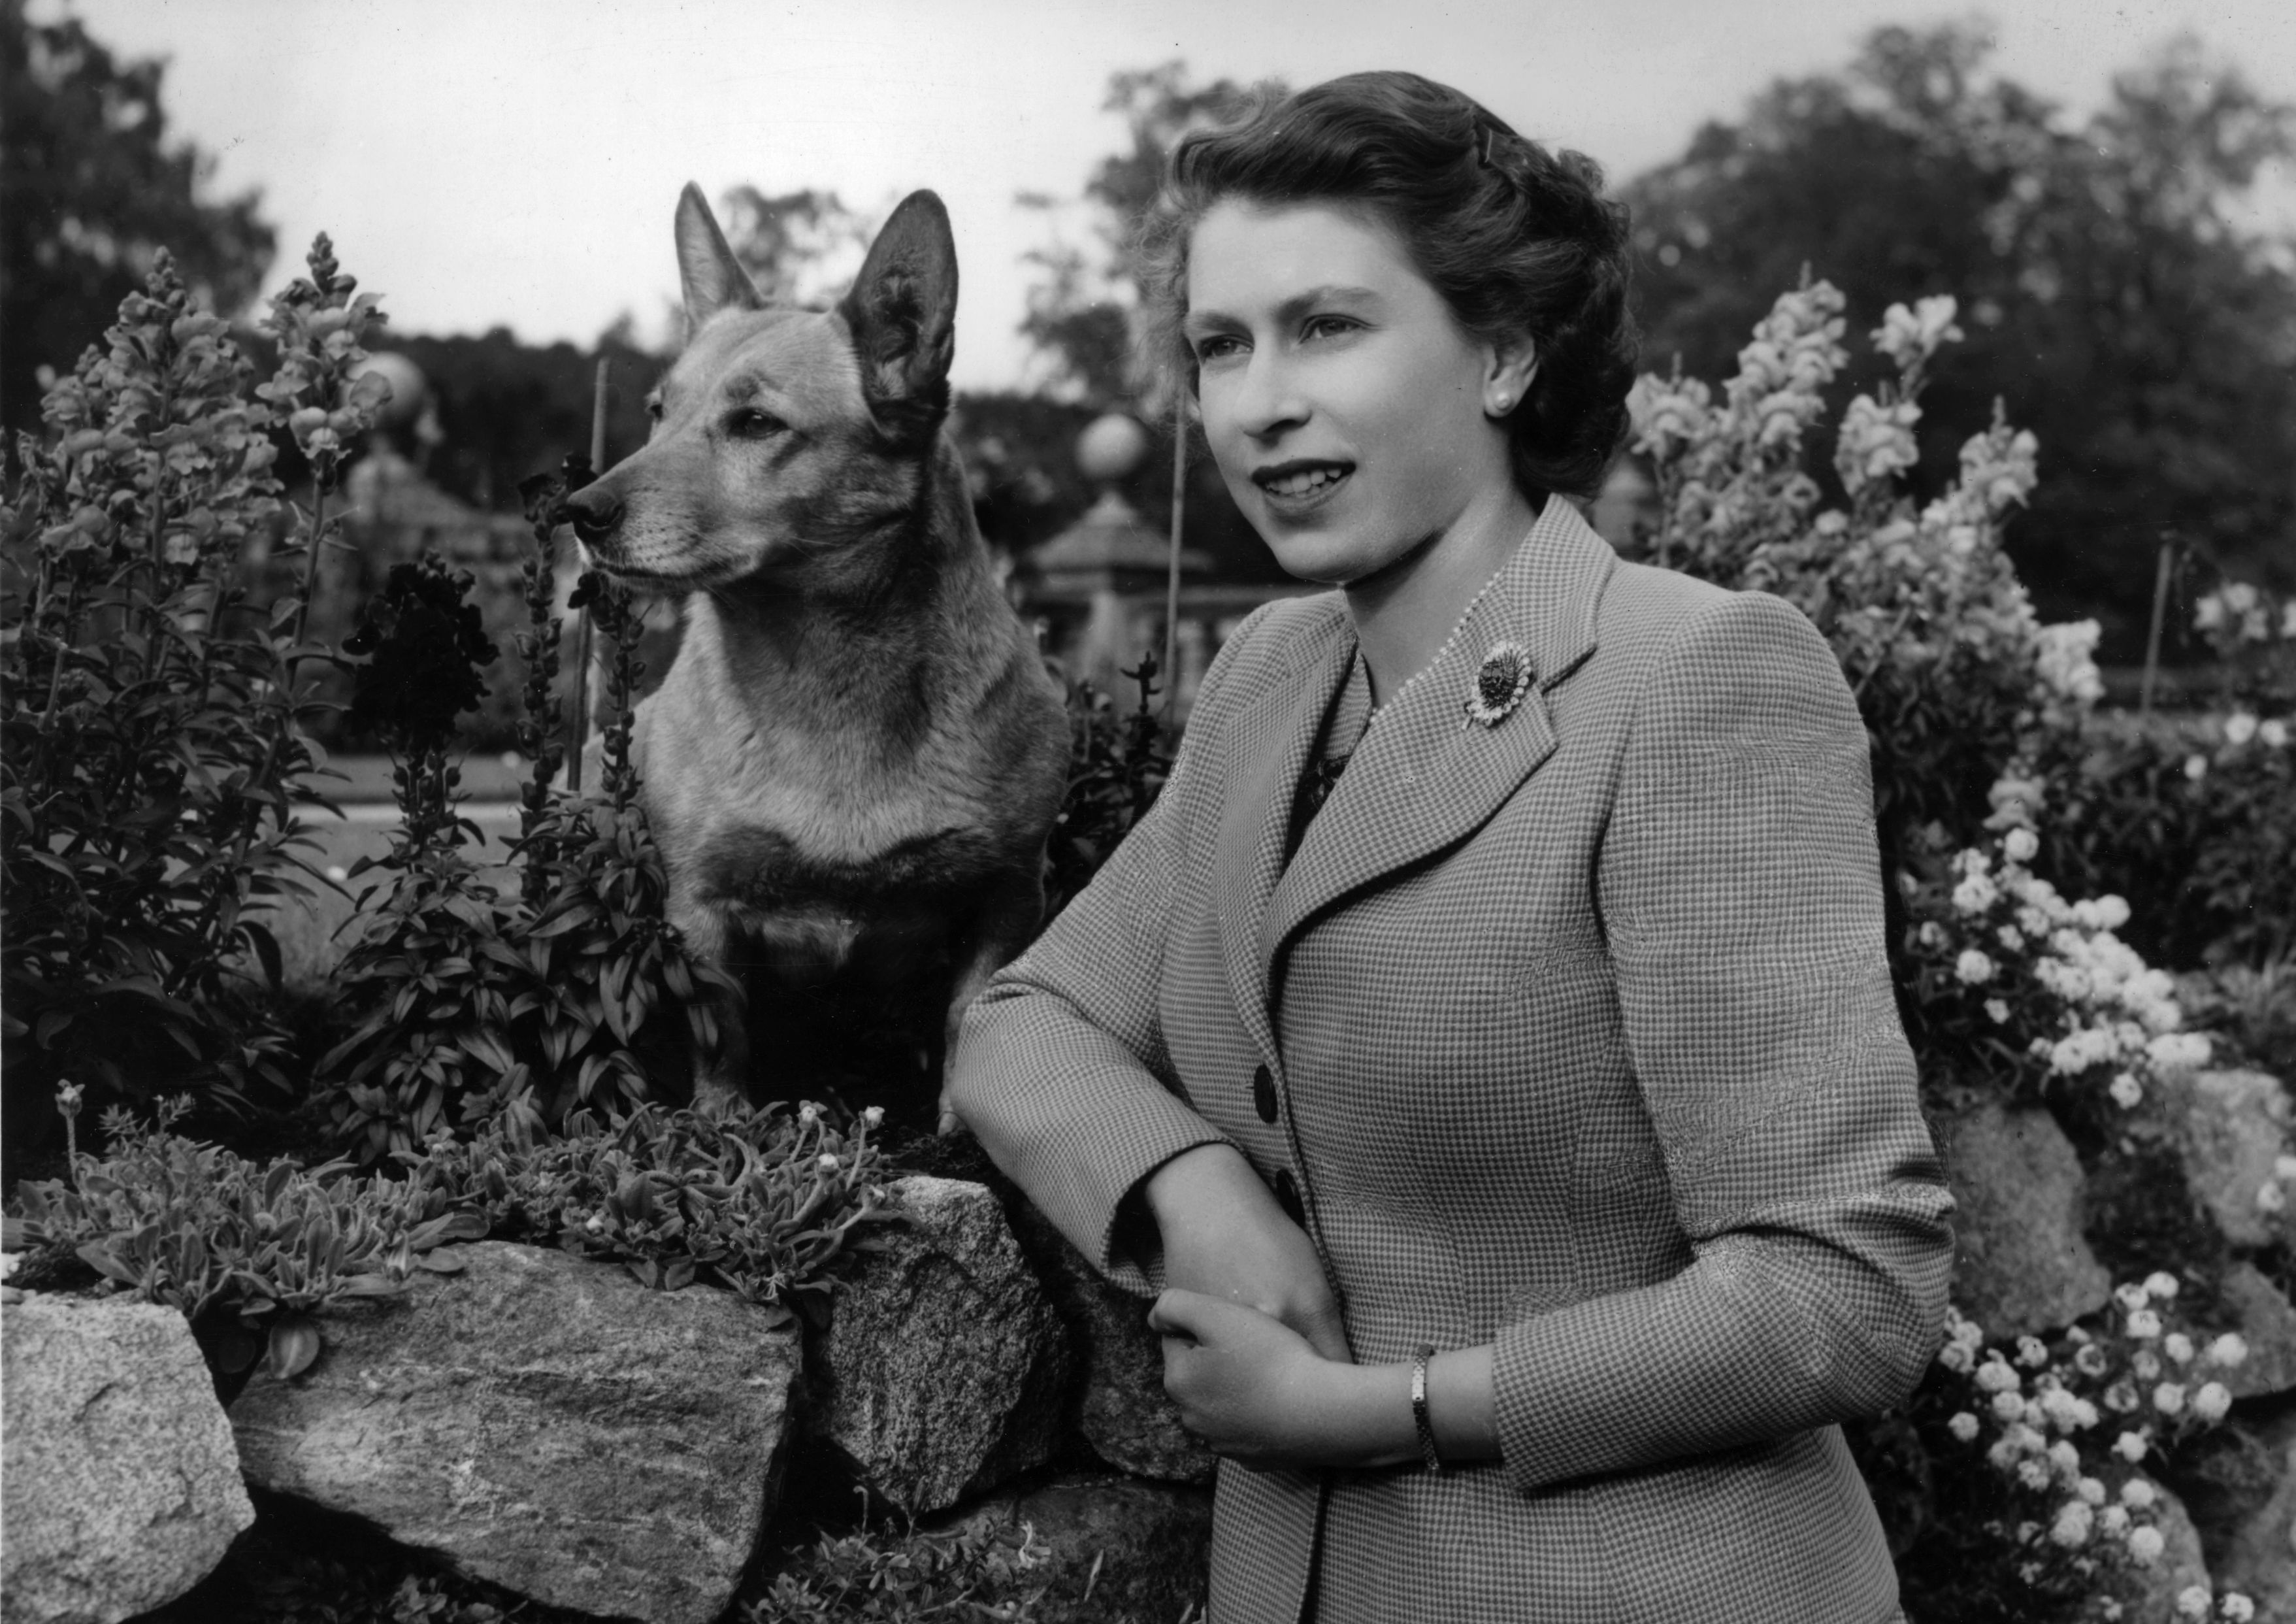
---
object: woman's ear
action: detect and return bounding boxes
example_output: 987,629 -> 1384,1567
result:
1484,338 -> 1539,419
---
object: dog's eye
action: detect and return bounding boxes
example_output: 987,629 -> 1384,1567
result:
644,393 -> 664,422
725,408 -> 787,439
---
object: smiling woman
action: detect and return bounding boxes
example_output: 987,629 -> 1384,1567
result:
950,71 -> 1950,1624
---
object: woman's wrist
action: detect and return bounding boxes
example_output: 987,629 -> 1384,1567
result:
1312,1346 -> 1501,1470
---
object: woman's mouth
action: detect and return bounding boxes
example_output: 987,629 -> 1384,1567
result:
1253,459 -> 1354,508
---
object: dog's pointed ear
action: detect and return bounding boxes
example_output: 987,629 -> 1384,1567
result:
839,190 -> 957,443
675,183 -> 761,331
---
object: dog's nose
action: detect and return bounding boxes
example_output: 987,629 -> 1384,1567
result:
562,485 -> 623,544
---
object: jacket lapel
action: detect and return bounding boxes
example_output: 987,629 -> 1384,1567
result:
1212,600 -> 1354,1070
1255,500 -> 1616,1014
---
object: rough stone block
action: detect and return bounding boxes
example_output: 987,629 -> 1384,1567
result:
2182,1069 -> 2293,1250
807,1176 -> 1073,1515
231,1241 -> 800,1624
1006,1198 -> 1216,1484
2,1293 -> 254,1624
1945,1100 -> 2114,1338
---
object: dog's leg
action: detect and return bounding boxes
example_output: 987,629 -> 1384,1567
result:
937,863 -> 1051,1135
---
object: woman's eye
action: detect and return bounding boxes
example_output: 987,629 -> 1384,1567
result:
725,408 -> 787,438
1193,334 -> 1245,364
1302,314 -> 1360,342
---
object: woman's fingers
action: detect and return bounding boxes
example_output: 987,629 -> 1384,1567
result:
1147,1286 -> 1217,1342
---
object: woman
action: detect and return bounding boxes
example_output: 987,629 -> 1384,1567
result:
949,71 -> 1952,1623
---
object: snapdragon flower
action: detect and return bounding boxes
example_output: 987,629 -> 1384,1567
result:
2191,1383 -> 2231,1423
1872,295 -> 1966,371
2127,1525 -> 2165,1566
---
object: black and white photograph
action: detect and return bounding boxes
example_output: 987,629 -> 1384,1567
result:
3,1 -> 2294,1619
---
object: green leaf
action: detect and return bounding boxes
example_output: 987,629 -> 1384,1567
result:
263,1316 -> 323,1381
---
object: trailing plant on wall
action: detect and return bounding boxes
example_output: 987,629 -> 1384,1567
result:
0,239 -> 386,1163
4,1088 -> 482,1383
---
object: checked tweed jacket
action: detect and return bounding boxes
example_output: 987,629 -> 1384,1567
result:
951,497 -> 1954,1623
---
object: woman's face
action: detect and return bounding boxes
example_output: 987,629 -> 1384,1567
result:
1183,198 -> 1515,587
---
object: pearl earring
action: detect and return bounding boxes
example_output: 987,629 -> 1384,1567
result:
1492,393 -> 1513,412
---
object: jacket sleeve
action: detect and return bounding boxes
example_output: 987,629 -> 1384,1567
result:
1491,588 -> 1955,1495
948,605 -> 1277,1296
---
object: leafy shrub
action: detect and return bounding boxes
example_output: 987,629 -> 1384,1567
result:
2178,949 -> 2296,1082
0,239 -> 384,1151
742,1512 -> 1052,1623
412,1097 -> 894,1326
3,1089 -> 480,1380
2031,711 -> 2296,971
320,461 -> 727,1157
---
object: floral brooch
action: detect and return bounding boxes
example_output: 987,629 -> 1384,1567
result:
1462,642 -> 1534,729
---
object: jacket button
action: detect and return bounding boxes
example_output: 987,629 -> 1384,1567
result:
1253,1063 -> 1279,1123
1275,1168 -> 1305,1225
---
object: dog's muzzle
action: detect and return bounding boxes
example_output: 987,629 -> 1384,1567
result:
561,485 -> 624,547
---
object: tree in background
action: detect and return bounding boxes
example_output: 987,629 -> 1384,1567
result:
1018,62 -> 1267,406
1627,24 -> 2296,659
0,0 -> 274,435
715,186 -> 872,309
1014,63 -> 1283,582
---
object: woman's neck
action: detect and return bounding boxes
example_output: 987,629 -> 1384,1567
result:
1345,485 -> 1543,709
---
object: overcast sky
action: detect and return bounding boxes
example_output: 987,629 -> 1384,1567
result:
42,0 -> 2296,392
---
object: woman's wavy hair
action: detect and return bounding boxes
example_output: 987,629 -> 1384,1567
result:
1138,71 -> 1637,501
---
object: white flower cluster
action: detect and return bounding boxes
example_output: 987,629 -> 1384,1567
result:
1626,280 -> 1848,552
1872,295 -> 1967,374
2216,710 -> 2293,752
1920,816 -> 2210,1106
1835,393 -> 1924,495
2252,1151 -> 2296,1219
2193,580 -> 2296,646
1725,283 -> 1850,452
1934,1280 -> 2248,1601
2033,620 -> 2105,721
1624,280 -> 2080,760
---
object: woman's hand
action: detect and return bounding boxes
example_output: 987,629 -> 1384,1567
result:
1149,1289 -> 1368,1467
1145,1143 -> 1353,1363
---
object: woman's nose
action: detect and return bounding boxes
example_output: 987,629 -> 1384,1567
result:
1227,353 -> 1309,440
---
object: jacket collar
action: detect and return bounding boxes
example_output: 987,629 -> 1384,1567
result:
1211,497 -> 1616,1067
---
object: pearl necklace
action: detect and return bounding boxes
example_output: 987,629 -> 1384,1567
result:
1366,545 -> 1520,721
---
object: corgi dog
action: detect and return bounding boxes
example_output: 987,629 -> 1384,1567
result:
560,186 -> 1071,1128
